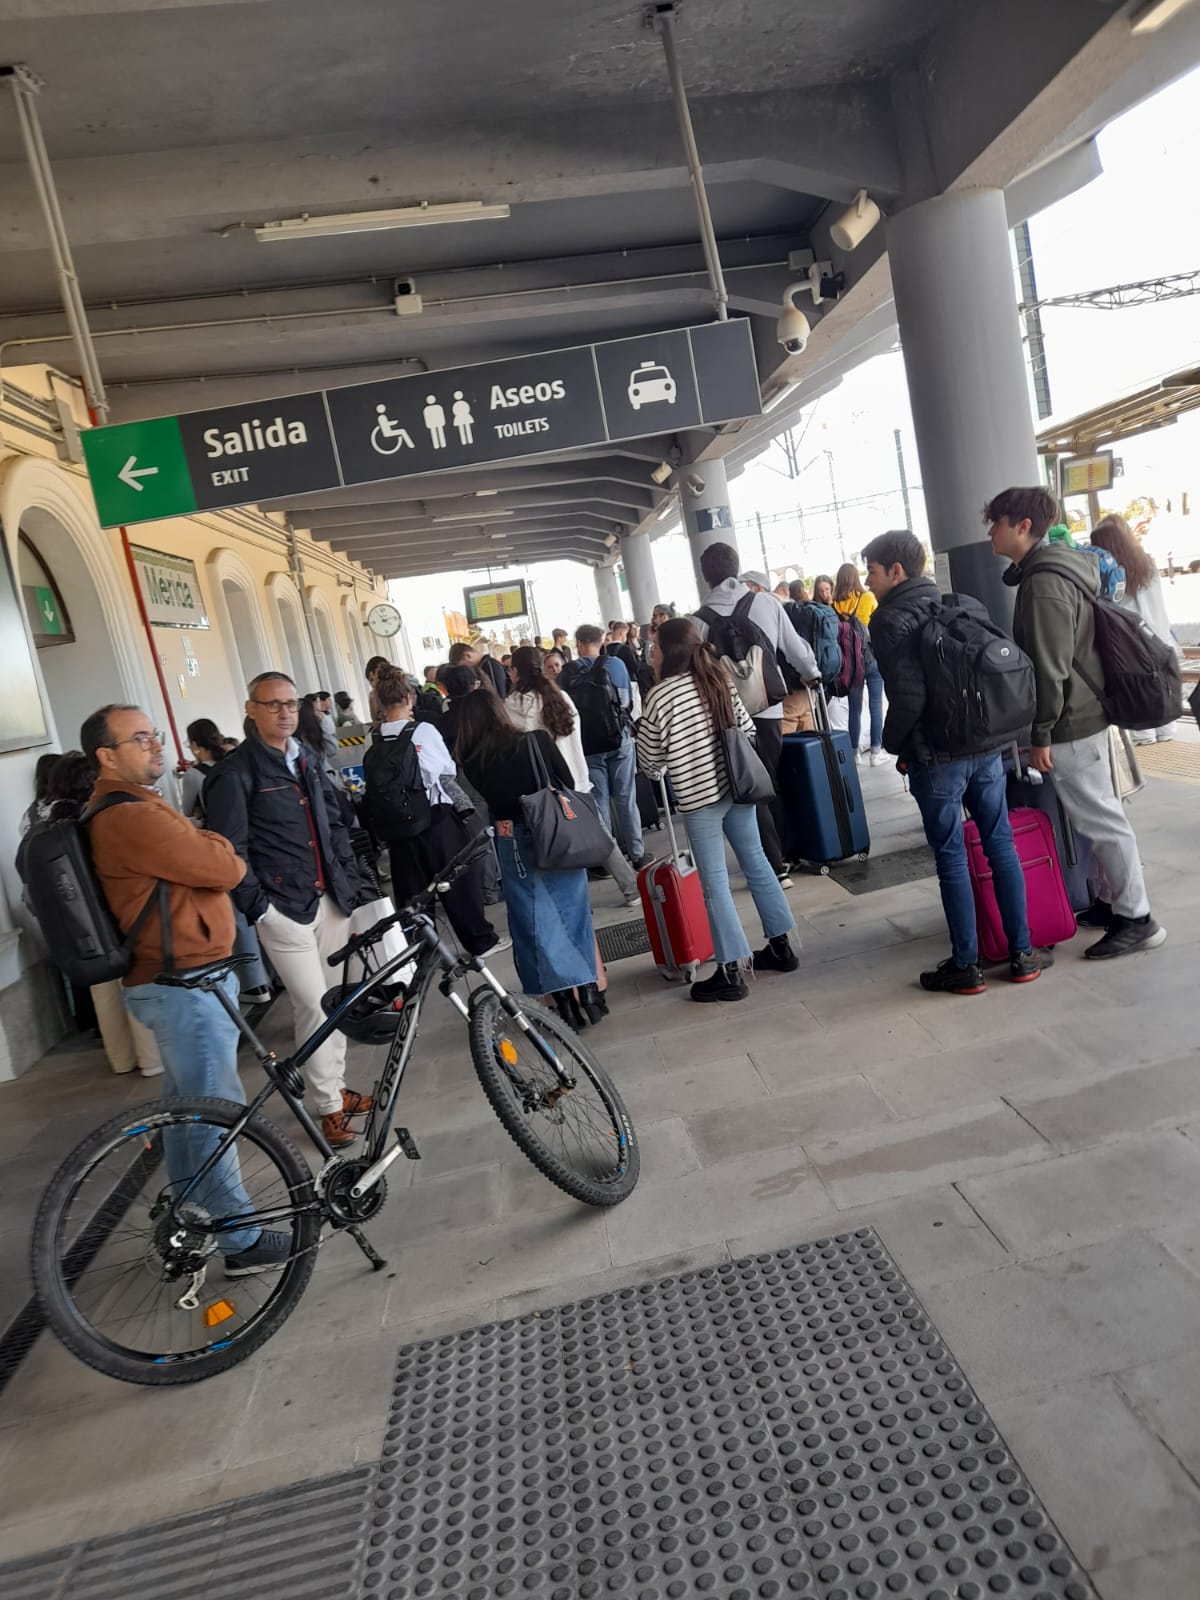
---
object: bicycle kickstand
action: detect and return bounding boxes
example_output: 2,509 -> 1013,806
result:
348,1225 -> 388,1271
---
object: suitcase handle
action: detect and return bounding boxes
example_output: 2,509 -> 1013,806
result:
658,773 -> 687,867
808,683 -> 831,734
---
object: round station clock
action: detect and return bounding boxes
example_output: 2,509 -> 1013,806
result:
366,602 -> 402,638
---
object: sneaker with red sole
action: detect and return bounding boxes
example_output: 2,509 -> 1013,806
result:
919,958 -> 987,996
1009,948 -> 1054,983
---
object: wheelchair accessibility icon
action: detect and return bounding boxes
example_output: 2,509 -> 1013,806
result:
370,403 -> 415,455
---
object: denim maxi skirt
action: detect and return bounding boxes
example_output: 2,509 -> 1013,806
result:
494,823 -> 596,994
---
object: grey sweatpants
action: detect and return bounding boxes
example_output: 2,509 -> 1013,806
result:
1051,730 -> 1150,920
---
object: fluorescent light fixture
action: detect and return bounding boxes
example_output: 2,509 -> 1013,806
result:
432,509 -> 513,523
474,488 -> 500,497
1131,0 -> 1193,30
254,200 -> 511,243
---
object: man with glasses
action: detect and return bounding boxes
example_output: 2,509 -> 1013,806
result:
82,703 -> 291,1275
204,671 -> 371,1149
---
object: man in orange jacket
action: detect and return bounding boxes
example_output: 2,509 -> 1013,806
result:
83,702 -> 290,1276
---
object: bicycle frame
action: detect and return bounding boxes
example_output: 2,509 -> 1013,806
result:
167,901 -> 573,1242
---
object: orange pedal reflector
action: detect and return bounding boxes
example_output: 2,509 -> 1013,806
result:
203,1299 -> 236,1328
499,1038 -> 519,1066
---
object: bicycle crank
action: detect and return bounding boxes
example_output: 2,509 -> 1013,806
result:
319,1157 -> 389,1226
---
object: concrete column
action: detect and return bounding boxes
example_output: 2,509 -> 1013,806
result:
674,457 -> 732,597
593,562 -> 623,625
620,530 -> 659,623
886,188 -> 1042,625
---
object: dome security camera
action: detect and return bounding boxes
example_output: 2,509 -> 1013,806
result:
777,283 -> 812,355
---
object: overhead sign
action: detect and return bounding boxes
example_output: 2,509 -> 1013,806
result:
130,545 -> 210,629
80,320 -> 761,529
1061,451 -> 1114,496
464,580 -> 528,624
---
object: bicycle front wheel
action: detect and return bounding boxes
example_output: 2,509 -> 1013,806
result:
32,1096 -> 321,1386
468,993 -> 639,1206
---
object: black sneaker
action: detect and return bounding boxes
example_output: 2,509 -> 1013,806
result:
753,934 -> 800,973
631,854 -> 654,872
1009,948 -> 1054,984
224,1230 -> 293,1277
1077,898 -> 1116,929
919,958 -> 986,996
1084,915 -> 1167,961
690,962 -> 749,1003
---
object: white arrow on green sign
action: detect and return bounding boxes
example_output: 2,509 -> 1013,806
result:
81,415 -> 197,527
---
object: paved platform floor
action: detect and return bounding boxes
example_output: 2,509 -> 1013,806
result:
1,740 -> 1198,1597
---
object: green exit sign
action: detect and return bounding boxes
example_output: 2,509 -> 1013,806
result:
80,416 -> 197,527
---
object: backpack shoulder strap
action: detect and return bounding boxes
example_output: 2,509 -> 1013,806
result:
733,592 -> 756,620
83,790 -> 143,821
83,792 -> 173,971
695,605 -> 719,630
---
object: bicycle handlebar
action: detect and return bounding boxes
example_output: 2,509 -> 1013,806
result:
326,826 -> 494,968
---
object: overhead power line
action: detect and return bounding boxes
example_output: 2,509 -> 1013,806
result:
1025,269 -> 1200,311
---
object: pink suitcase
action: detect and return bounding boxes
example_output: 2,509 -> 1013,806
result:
965,807 -> 1077,964
637,779 -> 714,982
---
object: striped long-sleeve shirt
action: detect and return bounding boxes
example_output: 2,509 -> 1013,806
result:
636,672 -> 756,812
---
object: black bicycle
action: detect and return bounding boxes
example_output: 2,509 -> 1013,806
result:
31,834 -> 639,1386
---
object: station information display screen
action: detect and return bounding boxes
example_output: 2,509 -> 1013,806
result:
464,580 -> 528,624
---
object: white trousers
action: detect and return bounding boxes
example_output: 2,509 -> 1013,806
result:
91,979 -> 162,1074
255,896 -> 351,1114
1051,730 -> 1150,920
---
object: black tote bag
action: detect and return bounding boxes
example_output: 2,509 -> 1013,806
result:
719,724 -> 775,805
519,735 -> 614,871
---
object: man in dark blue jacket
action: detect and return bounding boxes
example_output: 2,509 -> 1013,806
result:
204,671 -> 369,1148
863,530 -> 1050,998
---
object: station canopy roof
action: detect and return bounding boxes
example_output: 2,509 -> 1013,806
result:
1036,364 -> 1200,455
0,0 -> 1192,577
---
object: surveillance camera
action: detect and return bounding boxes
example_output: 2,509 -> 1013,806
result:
684,473 -> 706,496
777,303 -> 810,355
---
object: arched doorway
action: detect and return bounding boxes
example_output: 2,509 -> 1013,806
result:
205,547 -> 272,700
310,590 -> 348,694
265,572 -> 316,691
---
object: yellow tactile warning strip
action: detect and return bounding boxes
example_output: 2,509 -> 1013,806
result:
1135,737 -> 1200,785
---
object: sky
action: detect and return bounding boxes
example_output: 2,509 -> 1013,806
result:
390,59 -> 1200,655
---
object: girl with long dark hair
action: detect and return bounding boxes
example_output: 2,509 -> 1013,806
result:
636,618 -> 798,1003
181,718 -> 227,820
507,646 -> 639,907
1089,514 -> 1179,744
456,684 -> 601,1027
833,561 -> 885,763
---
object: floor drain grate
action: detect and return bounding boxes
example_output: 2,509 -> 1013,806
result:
595,917 -> 652,964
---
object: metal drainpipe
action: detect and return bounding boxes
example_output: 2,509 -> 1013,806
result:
652,6 -> 729,322
286,522 -> 325,687
5,67 -> 109,421
4,66 -> 189,768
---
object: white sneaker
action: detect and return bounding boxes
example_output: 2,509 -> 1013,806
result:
777,874 -> 794,890
869,749 -> 888,767
486,934 -> 513,956
137,1063 -> 165,1078
240,987 -> 272,1007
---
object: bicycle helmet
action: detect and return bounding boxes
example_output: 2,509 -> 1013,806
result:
321,981 -> 407,1044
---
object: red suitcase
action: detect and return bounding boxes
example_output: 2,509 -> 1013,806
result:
637,779 -> 714,982
964,807 -> 1077,964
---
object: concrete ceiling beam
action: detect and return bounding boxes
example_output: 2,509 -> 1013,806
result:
0,87 -> 901,253
263,459 -> 660,512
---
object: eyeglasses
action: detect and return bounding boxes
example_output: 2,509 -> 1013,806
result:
250,698 -> 299,714
107,730 -> 165,751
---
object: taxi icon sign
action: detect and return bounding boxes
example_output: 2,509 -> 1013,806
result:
627,361 -> 676,411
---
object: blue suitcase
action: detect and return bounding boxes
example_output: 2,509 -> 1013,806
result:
779,727 -> 870,872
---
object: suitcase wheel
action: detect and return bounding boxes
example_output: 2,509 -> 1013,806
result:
857,851 -> 869,862
818,863 -> 831,876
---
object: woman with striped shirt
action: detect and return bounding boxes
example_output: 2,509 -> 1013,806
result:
637,618 -> 799,1003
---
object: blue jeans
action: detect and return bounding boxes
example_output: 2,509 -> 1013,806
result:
587,733 -> 643,863
684,798 -> 796,964
232,905 -> 270,992
123,972 -> 258,1253
848,663 -> 884,752
908,752 -> 1031,969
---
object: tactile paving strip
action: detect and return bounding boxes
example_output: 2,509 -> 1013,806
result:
0,1231 -> 1099,1600
370,1230 -> 1098,1600
0,1465 -> 374,1600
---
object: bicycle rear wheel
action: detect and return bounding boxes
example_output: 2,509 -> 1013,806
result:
468,993 -> 639,1206
32,1096 -> 321,1386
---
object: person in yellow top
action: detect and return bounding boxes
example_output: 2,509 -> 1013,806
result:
833,562 -> 886,764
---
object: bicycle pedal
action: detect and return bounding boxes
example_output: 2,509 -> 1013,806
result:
395,1126 -> 421,1161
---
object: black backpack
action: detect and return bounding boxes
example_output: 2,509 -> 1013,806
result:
1040,564 -> 1183,731
918,595 -> 1036,756
560,658 -> 625,755
361,726 -> 432,840
696,593 -> 786,717
19,793 -> 171,986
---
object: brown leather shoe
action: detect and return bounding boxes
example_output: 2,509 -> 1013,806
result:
321,1112 -> 357,1149
341,1088 -> 374,1115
